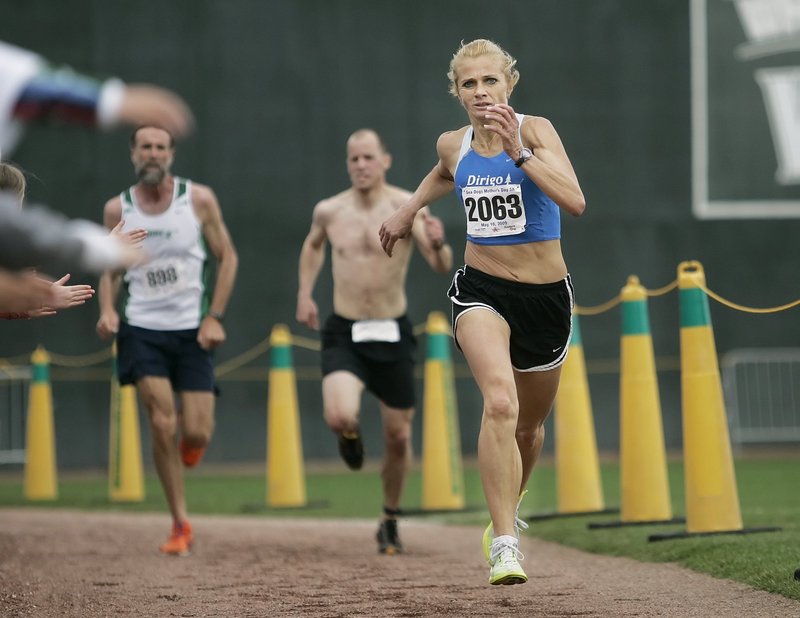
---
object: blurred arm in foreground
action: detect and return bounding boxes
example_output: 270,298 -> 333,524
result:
0,39 -> 194,156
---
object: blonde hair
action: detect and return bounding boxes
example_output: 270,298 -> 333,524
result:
447,39 -> 520,98
0,162 -> 26,202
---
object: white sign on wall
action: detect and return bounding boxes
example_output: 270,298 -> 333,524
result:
692,0 -> 800,218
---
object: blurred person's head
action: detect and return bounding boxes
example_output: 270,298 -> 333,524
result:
346,129 -> 391,193
130,126 -> 175,186
0,162 -> 26,206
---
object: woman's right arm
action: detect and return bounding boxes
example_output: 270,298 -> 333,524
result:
379,133 -> 457,257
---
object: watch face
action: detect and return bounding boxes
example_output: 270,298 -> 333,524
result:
515,148 -> 533,167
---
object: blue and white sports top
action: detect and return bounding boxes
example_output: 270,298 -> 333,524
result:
453,114 -> 560,245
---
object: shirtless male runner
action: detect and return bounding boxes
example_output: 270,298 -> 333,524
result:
296,128 -> 452,554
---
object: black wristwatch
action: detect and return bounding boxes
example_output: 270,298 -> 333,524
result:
514,147 -> 533,168
207,310 -> 225,322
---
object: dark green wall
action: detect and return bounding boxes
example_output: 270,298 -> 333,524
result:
1,0 -> 798,468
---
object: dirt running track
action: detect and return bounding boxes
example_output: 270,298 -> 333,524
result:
0,509 -> 797,617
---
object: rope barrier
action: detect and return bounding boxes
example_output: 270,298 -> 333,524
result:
575,296 -> 621,316
575,277 -> 679,316
289,335 -> 322,352
47,347 -> 113,367
646,279 -> 679,297
0,347 -> 113,367
215,337 -> 270,377
0,271 -> 796,370
697,281 -> 800,314
0,353 -> 33,366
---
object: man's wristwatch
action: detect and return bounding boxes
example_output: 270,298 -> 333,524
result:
207,310 -> 225,322
514,147 -> 533,168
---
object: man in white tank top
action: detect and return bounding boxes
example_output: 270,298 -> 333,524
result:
96,126 -> 238,556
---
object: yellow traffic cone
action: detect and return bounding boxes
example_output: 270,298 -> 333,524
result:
552,315 -> 605,514
266,324 -> 307,507
619,276 -> 673,522
649,261 -> 778,541
24,346 -> 57,500
108,343 -> 145,502
421,311 -> 465,511
589,277 -> 680,530
678,261 -> 741,533
678,262 -> 742,532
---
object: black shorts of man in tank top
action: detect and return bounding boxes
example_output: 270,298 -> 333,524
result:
321,314 -> 417,409
447,265 -> 574,372
116,322 -> 217,392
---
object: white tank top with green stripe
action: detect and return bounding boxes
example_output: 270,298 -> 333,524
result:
120,177 -> 210,330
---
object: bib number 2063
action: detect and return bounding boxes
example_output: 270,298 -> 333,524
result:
462,183 -> 527,237
465,194 -> 522,222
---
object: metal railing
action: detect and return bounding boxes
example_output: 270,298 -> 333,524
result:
722,348 -> 800,445
0,365 -> 30,464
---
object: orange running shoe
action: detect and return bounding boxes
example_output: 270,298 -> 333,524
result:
180,439 -> 206,468
159,520 -> 193,556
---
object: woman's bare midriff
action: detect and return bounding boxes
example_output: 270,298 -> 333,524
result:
464,239 -> 568,284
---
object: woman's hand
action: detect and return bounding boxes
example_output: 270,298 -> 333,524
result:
483,103 -> 524,160
379,205 -> 417,257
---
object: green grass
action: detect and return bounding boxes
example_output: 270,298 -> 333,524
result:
1,457 -> 798,601
520,458 -> 800,602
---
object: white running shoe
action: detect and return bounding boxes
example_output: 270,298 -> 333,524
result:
482,490 -> 529,565
488,535 -> 528,585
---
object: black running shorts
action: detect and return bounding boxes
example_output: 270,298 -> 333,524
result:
447,265 -> 574,372
116,322 -> 216,392
321,314 -> 417,409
